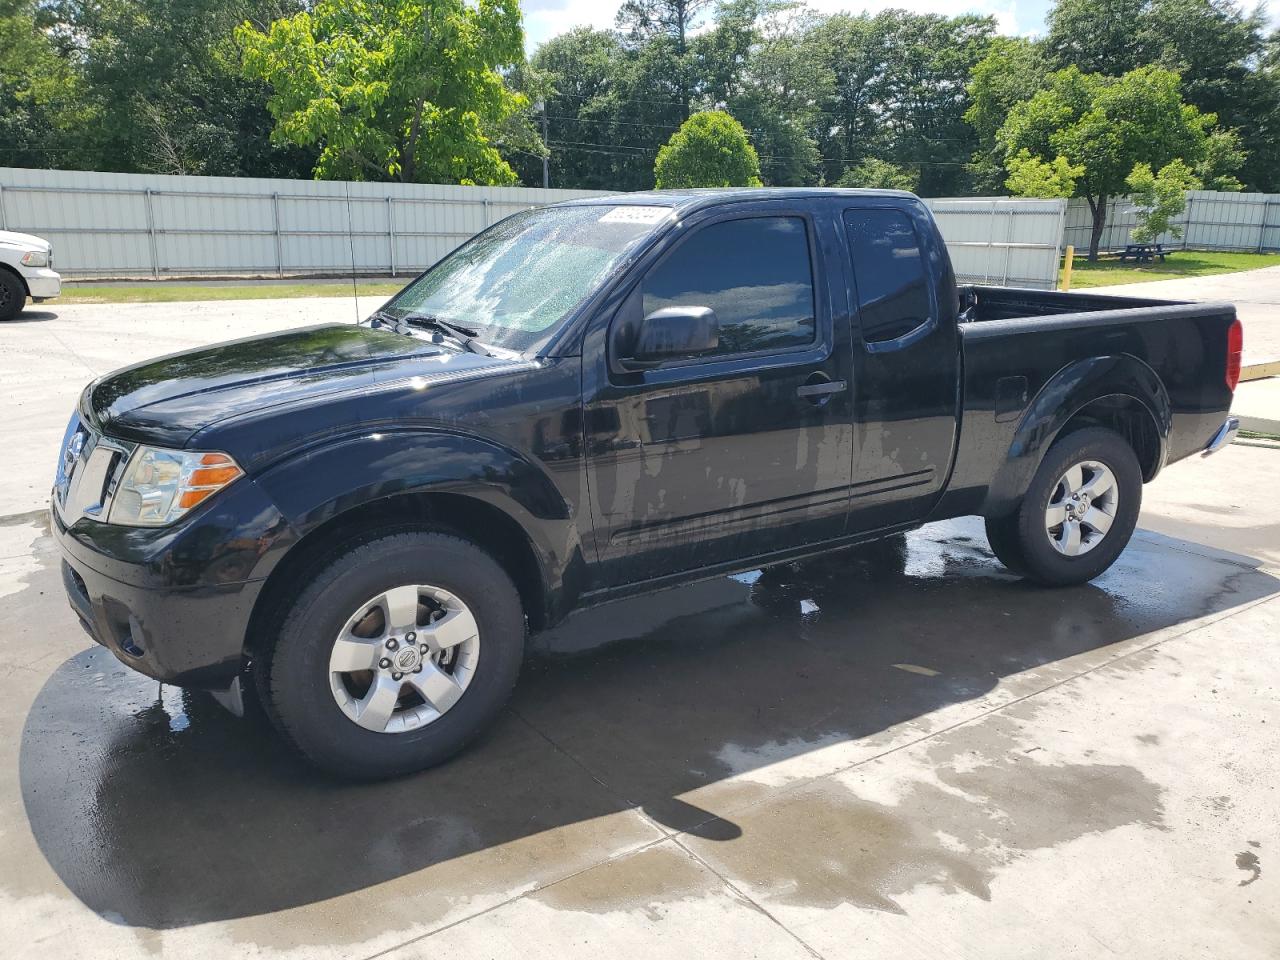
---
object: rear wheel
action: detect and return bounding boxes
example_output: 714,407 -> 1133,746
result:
0,271 -> 24,321
262,531 -> 525,778
985,427 -> 1141,586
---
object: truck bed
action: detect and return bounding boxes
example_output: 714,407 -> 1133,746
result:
959,284 -> 1189,323
942,285 -> 1238,519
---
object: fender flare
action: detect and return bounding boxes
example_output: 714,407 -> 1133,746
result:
249,428 -> 584,613
982,354 -> 1171,517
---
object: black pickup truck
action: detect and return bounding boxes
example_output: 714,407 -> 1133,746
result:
52,189 -> 1241,777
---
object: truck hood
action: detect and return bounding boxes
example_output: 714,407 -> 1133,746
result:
0,230 -> 51,252
83,323 -> 520,448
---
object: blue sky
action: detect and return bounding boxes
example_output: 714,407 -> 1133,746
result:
522,0 -> 1060,53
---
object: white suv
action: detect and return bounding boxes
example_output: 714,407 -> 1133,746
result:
1,230 -> 62,320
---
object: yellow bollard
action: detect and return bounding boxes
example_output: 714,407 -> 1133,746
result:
1062,245 -> 1075,291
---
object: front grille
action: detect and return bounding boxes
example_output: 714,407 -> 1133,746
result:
53,414 -> 132,525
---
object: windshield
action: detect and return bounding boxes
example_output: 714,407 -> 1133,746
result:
380,204 -> 672,351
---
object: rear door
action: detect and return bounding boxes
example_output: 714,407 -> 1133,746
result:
841,203 -> 961,532
582,201 -> 855,585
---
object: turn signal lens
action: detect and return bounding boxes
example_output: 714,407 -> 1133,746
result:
108,447 -> 243,527
1225,319 -> 1243,392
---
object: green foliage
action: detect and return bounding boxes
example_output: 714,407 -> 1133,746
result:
1044,0 -> 1278,192
997,65 -> 1242,257
654,110 -> 762,188
835,159 -> 919,192
1126,159 -> 1201,242
803,11 -> 997,194
64,0 -> 316,176
2,0 -> 1277,201
0,0 -> 94,168
1004,149 -> 1083,198
237,0 -> 529,183
965,37 -> 1049,193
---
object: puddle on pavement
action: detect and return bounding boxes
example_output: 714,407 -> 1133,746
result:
7,517 -> 1279,940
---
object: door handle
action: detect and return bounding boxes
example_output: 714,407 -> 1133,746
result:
796,379 -> 847,400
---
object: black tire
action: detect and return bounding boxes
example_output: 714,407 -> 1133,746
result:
263,531 -> 525,779
983,512 -> 1028,576
0,271 -> 24,321
987,426 -> 1142,587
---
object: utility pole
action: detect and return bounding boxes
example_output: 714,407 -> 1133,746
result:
537,100 -> 550,189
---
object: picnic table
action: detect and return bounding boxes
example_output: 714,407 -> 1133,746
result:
1118,242 -> 1168,264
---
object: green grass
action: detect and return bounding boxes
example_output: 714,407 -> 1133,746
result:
57,279 -> 405,304
1062,250 -> 1280,289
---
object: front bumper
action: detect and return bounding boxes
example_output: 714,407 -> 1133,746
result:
24,268 -> 61,300
1202,416 -> 1240,457
56,529 -> 264,689
51,471 -> 294,689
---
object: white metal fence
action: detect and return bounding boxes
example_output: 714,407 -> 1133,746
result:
0,168 -> 1067,289
1065,190 -> 1280,254
0,167 -> 608,279
926,197 -> 1066,290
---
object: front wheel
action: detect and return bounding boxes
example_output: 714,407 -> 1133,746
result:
985,426 -> 1142,587
0,271 -> 24,321
261,531 -> 525,778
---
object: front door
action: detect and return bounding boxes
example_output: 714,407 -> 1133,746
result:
583,205 -> 854,585
842,203 -> 961,532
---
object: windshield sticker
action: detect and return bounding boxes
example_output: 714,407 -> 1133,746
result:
599,206 -> 673,225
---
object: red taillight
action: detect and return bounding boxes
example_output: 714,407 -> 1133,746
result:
1226,319 -> 1243,392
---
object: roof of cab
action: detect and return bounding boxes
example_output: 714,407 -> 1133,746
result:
559,187 -> 919,214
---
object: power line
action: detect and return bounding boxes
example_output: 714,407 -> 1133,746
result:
544,90 -> 977,135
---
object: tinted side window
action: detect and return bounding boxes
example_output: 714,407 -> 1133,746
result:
642,216 -> 816,357
844,209 -> 931,344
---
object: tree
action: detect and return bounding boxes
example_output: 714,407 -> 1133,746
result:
1127,158 -> 1201,242
836,158 -> 918,192
695,0 -> 824,186
1045,0 -> 1149,74
527,27 -> 683,192
616,0 -> 714,118
237,0 -> 532,184
965,37 -> 1048,193
998,66 -> 1243,259
45,0 -> 317,177
654,110 -> 762,188
0,0 -> 93,169
802,10 -> 996,194
1045,0 -> 1279,191
1004,149 -> 1083,198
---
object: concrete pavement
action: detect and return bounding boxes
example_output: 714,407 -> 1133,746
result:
0,447 -> 1276,959
1092,264 -> 1280,366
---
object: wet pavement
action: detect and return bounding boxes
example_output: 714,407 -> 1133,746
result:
2,443 -> 1278,957
3,293 -> 1280,957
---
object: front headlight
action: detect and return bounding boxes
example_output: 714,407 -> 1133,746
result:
107,447 -> 243,527
21,250 -> 49,268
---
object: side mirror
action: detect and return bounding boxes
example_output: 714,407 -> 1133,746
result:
627,306 -> 720,367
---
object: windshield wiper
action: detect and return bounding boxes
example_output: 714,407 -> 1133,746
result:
408,315 -> 493,356
370,311 -> 492,356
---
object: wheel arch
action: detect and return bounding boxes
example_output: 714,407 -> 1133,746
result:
244,490 -> 559,671
0,262 -> 29,297
982,355 -> 1170,518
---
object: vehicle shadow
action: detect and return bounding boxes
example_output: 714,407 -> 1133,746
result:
18,517 -> 1280,930
8,309 -> 59,322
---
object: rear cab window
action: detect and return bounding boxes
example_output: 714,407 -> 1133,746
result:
843,208 -> 931,344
